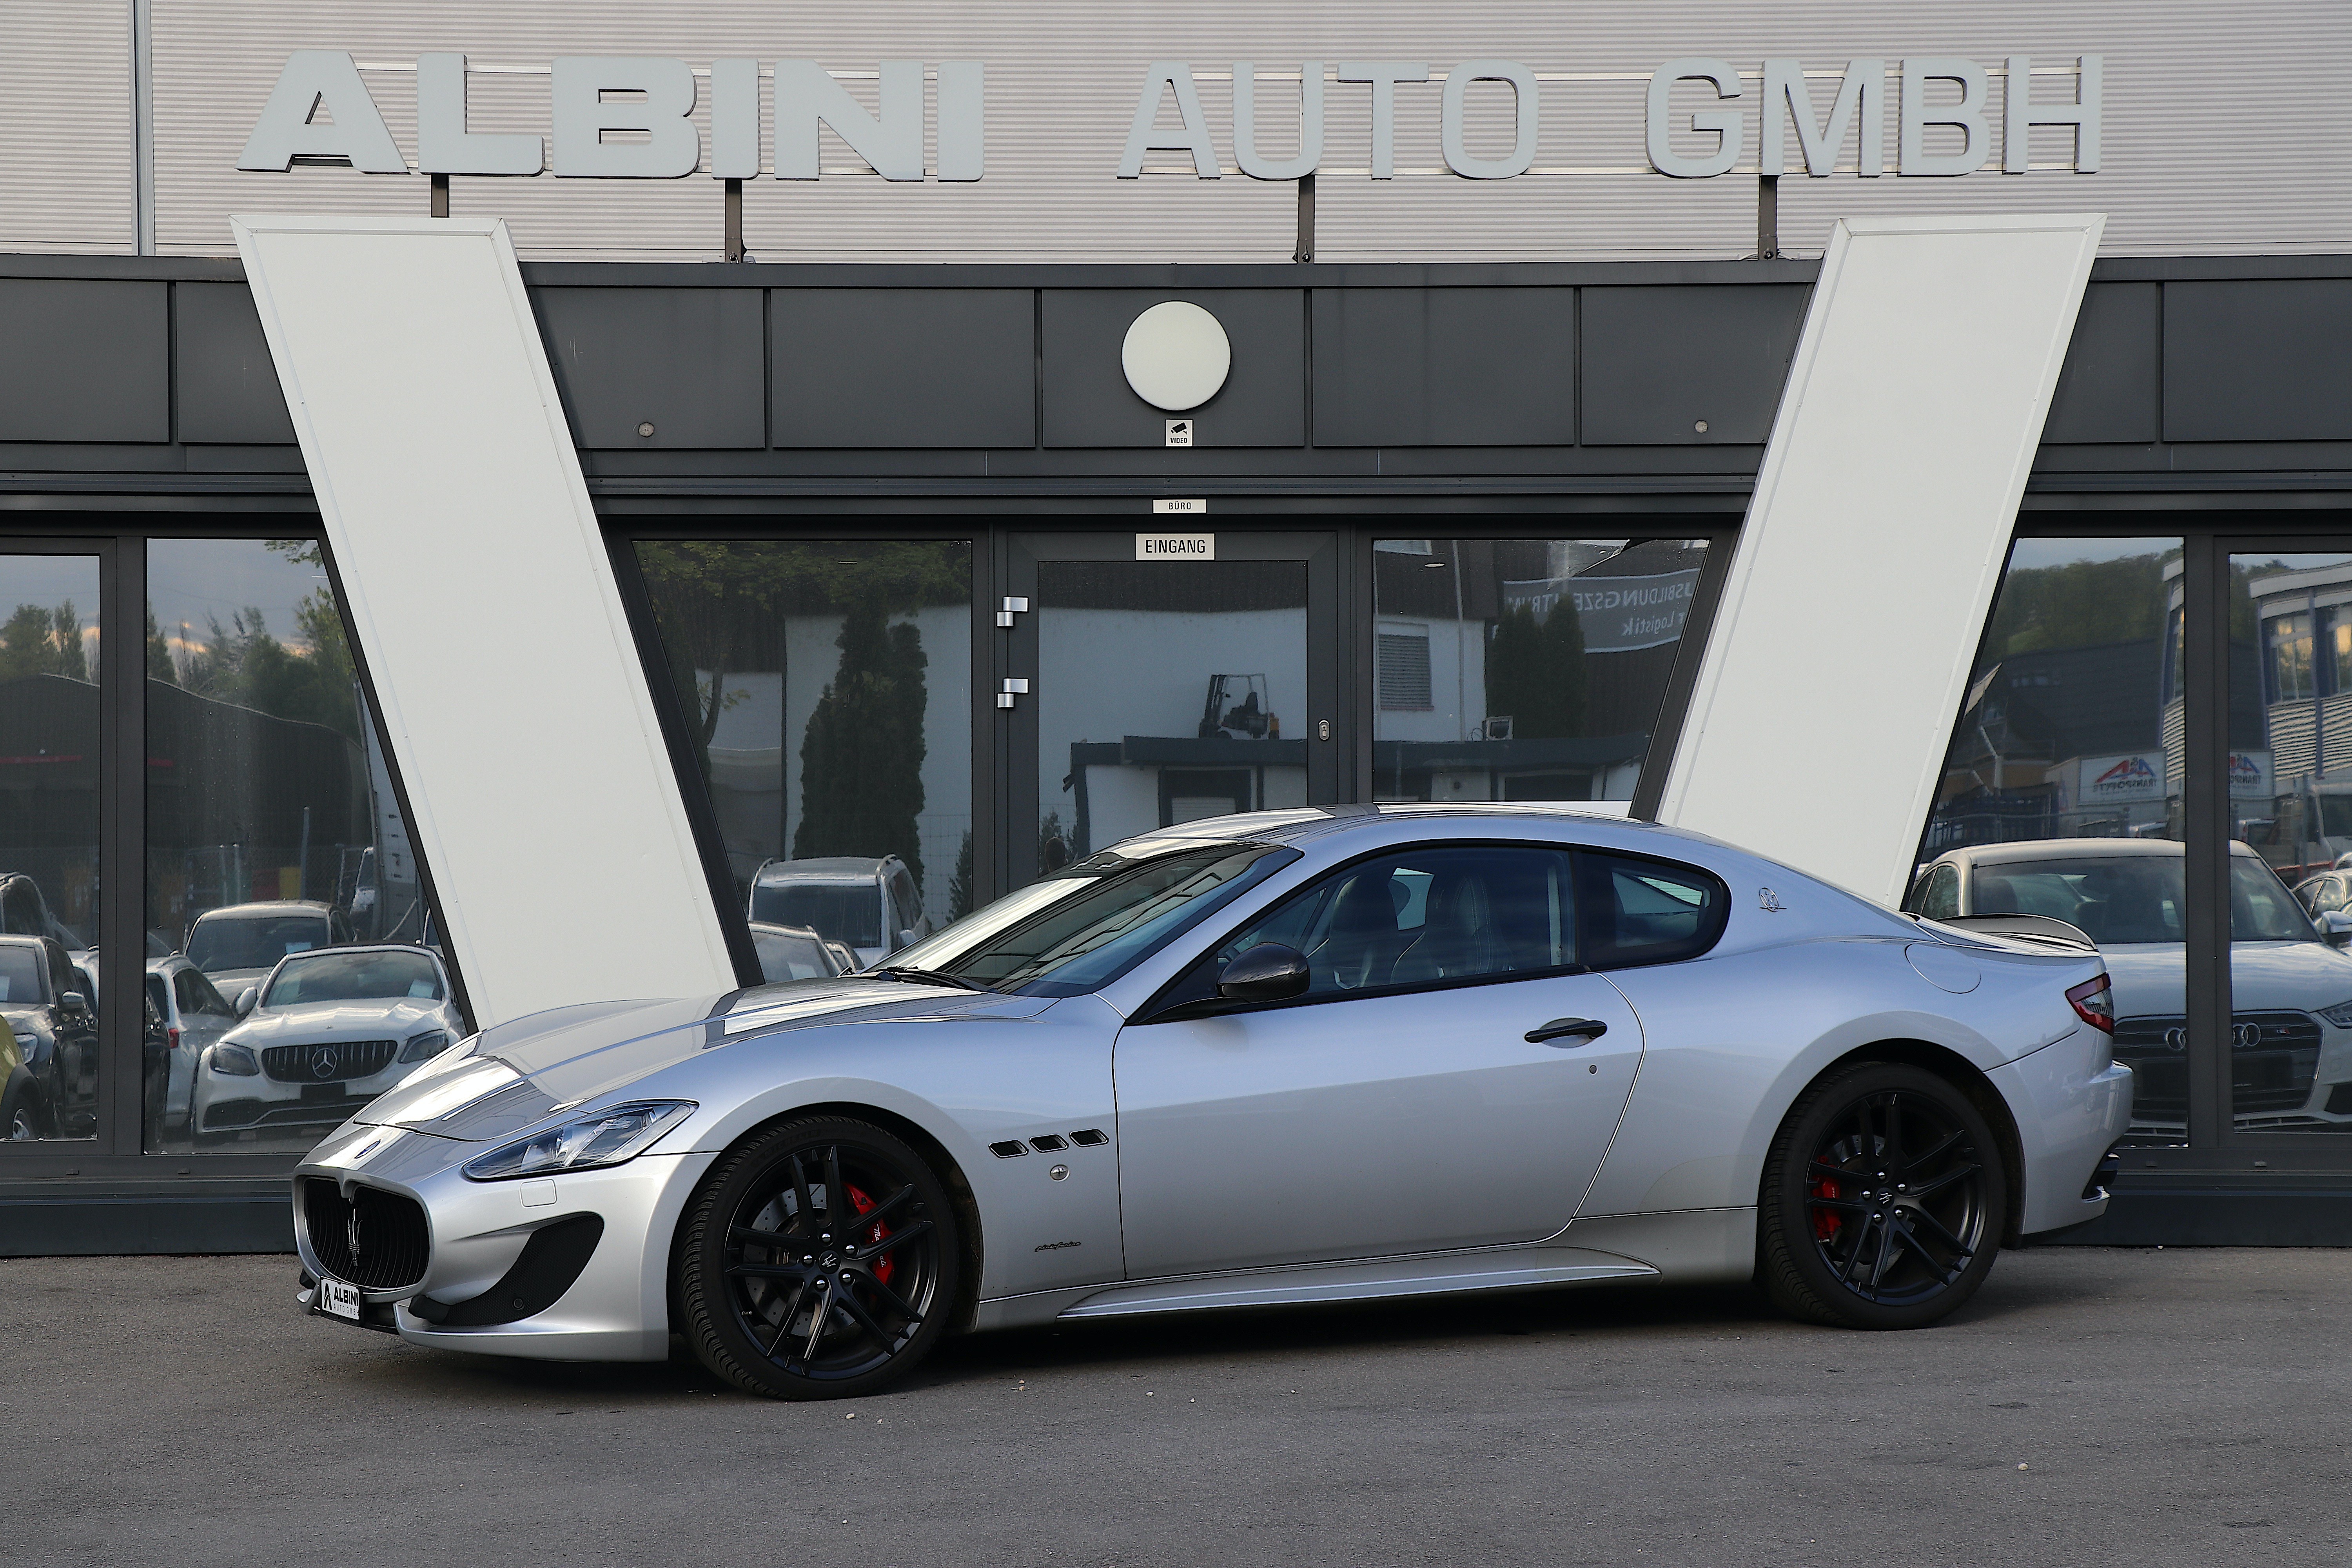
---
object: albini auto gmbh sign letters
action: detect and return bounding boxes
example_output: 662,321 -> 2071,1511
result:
236,51 -> 2103,182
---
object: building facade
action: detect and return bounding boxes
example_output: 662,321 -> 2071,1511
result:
2,2 -> 2350,1250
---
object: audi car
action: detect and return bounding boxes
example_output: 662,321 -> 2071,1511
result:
295,807 -> 2131,1400
194,945 -> 461,1148
1909,837 -> 2352,1133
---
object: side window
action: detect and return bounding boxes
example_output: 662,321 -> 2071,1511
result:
1579,851 -> 1729,969
44,939 -> 71,1001
1915,864 -> 1960,920
1215,844 -> 1577,999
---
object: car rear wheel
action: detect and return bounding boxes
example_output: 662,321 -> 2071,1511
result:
1758,1062 -> 2006,1330
677,1115 -> 960,1401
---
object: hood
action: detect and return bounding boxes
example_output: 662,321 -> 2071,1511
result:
2102,941 -> 2352,1018
227,997 -> 451,1045
357,978 -> 1052,1141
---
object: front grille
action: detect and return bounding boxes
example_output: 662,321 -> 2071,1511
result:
302,1178 -> 430,1291
2114,1011 -> 2321,1119
263,1039 -> 398,1083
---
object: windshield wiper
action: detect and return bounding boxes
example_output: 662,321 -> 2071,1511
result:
866,965 -> 995,993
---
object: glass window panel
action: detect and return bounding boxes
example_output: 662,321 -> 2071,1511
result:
147,538 -> 448,1155
1368,539 -> 1707,804
2229,550 -> 2352,1134
635,540 -> 972,967
0,554 -> 100,1141
1911,538 -> 2186,1146
1035,559 -> 1305,875
1213,845 -> 1577,996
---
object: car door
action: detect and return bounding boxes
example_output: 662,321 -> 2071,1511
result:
1112,841 -> 1646,1280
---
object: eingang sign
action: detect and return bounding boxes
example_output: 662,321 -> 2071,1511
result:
237,51 -> 2102,183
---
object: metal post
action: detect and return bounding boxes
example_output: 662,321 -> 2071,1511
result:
1292,172 -> 1316,263
130,0 -> 155,254
724,178 -> 745,261
2183,535 -> 2230,1149
1756,175 -> 1780,260
430,173 -> 450,218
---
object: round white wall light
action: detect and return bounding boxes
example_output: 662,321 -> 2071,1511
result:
1122,301 -> 1231,412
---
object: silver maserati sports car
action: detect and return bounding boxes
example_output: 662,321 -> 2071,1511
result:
294,806 -> 2132,1399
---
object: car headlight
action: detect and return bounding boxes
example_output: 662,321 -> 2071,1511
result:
397,1029 -> 452,1064
460,1100 -> 696,1182
209,1044 -> 259,1077
2318,1000 -> 2352,1029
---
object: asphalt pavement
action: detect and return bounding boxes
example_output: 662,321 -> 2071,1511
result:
2,1245 -> 2346,1567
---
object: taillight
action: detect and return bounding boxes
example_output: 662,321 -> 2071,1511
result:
2067,975 -> 2116,1035
167,1025 -> 181,1051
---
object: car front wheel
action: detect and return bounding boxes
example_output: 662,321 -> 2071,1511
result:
676,1115 -> 960,1400
1758,1062 -> 2006,1330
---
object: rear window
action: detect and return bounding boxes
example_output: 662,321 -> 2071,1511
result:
751,882 -> 881,948
187,913 -> 332,973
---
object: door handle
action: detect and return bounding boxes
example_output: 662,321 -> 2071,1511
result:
1526,1017 -> 1608,1047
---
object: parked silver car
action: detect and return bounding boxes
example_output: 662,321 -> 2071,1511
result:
141,956 -> 241,1145
295,807 -> 2129,1398
195,945 -> 461,1148
747,922 -> 851,986
747,856 -> 927,970
183,900 -> 357,1002
0,935 -> 100,1139
1909,837 -> 2352,1133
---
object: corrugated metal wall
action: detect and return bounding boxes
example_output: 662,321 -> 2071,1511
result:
0,1 -> 136,254
10,0 -> 2350,263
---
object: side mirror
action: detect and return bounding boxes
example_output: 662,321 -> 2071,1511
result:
58,990 -> 92,1019
234,986 -> 258,1018
897,928 -> 919,952
1216,943 -> 1310,1004
2323,910 -> 2352,948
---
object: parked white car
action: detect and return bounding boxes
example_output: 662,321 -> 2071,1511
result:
143,956 -> 240,1143
194,944 -> 461,1149
183,900 -> 356,1001
1909,837 -> 2352,1133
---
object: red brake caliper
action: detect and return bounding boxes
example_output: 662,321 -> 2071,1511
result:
1810,1171 -> 1844,1242
846,1183 -> 895,1288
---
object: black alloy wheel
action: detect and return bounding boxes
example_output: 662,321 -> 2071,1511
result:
1758,1062 -> 2006,1330
677,1115 -> 960,1400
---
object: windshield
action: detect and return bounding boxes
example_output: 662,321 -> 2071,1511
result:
751,882 -> 881,948
187,913 -> 331,973
1969,855 -> 2316,944
0,947 -> 42,1005
263,949 -> 444,1007
889,844 -> 1299,996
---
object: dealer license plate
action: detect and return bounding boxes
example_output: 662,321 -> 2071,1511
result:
316,1278 -> 361,1321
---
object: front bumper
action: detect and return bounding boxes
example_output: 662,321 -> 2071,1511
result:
294,1119 -> 715,1363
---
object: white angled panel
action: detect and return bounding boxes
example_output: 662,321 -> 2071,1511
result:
1656,212 -> 2104,906
233,214 -> 737,1026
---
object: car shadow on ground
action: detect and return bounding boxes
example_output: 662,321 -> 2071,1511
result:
347,1249 -> 2115,1406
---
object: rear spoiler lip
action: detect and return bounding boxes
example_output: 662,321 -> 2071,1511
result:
1919,913 -> 2099,954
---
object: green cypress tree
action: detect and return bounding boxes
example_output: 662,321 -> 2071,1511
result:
792,604 -> 929,887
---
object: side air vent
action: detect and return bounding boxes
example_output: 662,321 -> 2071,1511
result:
1029,1134 -> 1069,1152
1069,1129 -> 1109,1146
989,1141 -> 1028,1158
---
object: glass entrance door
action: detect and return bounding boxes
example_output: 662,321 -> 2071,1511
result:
1006,532 -> 1338,883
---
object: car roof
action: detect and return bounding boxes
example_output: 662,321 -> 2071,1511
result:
1934,837 -> 2258,866
754,857 -> 890,880
193,900 -> 333,919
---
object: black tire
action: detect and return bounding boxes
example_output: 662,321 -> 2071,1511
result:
1,1069 -> 40,1142
1758,1061 -> 2006,1330
676,1115 -> 960,1401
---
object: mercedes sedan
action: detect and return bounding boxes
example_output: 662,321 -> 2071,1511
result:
295,808 -> 2132,1398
